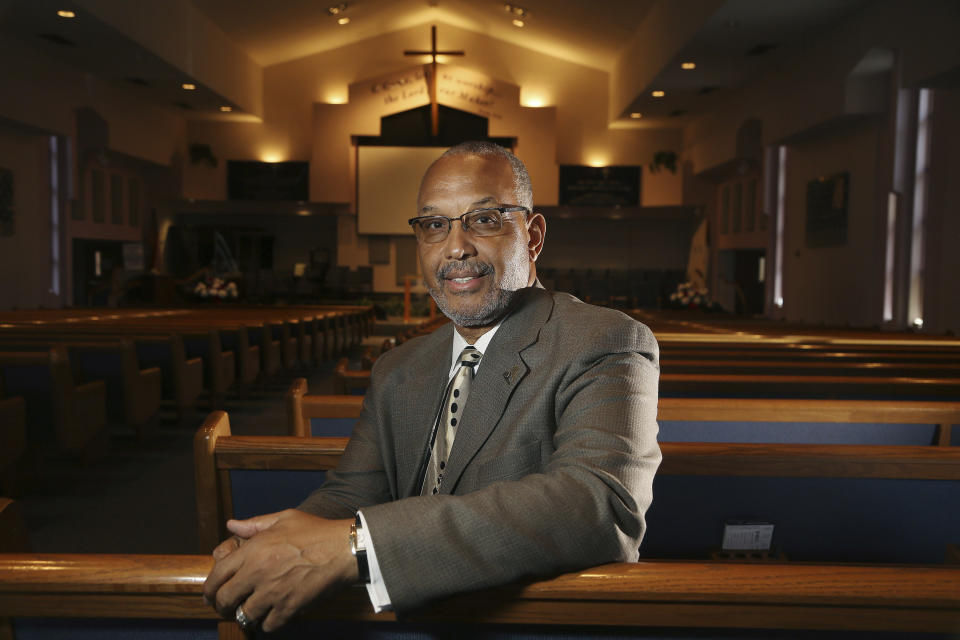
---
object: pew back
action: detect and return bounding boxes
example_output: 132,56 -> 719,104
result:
289,384 -> 959,446
0,348 -> 106,454
196,406 -> 960,565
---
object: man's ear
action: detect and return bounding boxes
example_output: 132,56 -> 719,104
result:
527,213 -> 546,261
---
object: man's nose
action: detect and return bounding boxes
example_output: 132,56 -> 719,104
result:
443,222 -> 477,260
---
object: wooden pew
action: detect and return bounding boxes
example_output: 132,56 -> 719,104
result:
193,411 -> 347,553
289,382 -> 959,445
333,357 -> 373,396
196,410 -> 960,566
660,345 -> 960,364
0,348 -> 106,455
657,397 -> 959,446
286,378 -> 362,437
0,338 -> 162,437
0,397 -> 26,495
327,366 -> 960,400
659,371 -> 960,399
0,553 -> 958,635
0,304 -> 375,372
0,323 -> 230,409
662,358 -> 960,378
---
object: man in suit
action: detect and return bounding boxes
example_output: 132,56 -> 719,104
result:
203,141 -> 661,632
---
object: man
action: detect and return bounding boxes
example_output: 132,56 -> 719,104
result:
203,141 -> 661,632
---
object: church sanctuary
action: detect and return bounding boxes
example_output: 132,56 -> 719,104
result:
1,0 -> 960,637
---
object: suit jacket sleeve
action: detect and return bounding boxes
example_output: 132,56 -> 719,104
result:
300,292 -> 661,613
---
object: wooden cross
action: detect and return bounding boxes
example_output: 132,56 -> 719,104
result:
404,25 -> 464,137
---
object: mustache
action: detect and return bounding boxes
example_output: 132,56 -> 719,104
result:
436,259 -> 493,280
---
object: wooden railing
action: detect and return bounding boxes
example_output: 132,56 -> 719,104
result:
0,554 -> 958,634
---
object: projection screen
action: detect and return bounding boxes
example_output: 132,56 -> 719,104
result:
357,146 -> 447,235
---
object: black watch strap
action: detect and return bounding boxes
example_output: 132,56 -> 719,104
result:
350,513 -> 370,584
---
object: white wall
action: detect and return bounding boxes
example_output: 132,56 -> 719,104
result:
780,123 -> 882,327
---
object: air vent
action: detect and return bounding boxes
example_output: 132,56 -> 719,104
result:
746,43 -> 778,57
698,86 -> 717,95
173,102 -> 195,110
123,77 -> 150,87
38,33 -> 77,47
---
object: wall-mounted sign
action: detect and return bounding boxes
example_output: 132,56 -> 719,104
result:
351,64 -> 517,123
559,165 -> 641,206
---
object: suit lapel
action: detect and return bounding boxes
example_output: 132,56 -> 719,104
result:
441,288 -> 554,494
395,325 -> 453,497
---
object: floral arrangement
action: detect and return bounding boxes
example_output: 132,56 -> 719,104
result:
668,281 -> 710,309
193,277 -> 238,299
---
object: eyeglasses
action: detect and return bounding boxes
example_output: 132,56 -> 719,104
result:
408,206 -> 530,244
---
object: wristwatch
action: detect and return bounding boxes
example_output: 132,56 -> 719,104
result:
349,513 -> 370,584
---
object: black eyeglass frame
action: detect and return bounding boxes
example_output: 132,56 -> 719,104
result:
408,205 -> 531,243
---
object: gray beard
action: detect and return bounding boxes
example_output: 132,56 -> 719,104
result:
428,277 -> 520,327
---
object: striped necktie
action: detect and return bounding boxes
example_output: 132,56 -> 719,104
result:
423,345 -> 482,495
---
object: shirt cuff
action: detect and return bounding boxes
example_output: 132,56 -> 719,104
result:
357,510 -> 393,612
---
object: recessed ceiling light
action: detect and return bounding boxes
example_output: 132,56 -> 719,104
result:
181,83 -> 196,91
681,62 -> 696,70
630,112 -> 642,119
220,106 -> 232,112
651,90 -> 665,98
512,19 -> 524,27
337,16 -> 350,25
57,10 -> 76,18
327,3 -> 347,15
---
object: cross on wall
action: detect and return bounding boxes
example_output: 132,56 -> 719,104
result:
403,25 -> 465,137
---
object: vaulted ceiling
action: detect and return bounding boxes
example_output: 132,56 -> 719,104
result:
0,0 -> 875,125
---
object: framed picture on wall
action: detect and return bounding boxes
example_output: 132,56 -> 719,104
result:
806,172 -> 849,248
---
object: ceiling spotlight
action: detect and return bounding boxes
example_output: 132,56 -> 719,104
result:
504,3 -> 527,18
630,112 -> 642,119
512,19 -> 525,27
327,3 -> 347,15
337,16 -> 350,25
219,106 -> 232,112
57,10 -> 76,18
181,83 -> 196,90
681,62 -> 696,70
651,90 -> 665,97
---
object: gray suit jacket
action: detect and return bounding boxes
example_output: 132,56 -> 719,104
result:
300,287 -> 661,612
